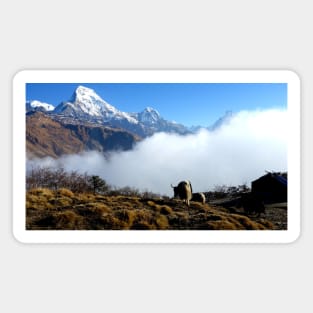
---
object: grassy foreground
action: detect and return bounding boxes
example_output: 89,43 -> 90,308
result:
26,188 -> 275,230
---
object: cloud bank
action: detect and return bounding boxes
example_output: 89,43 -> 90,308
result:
27,109 -> 288,196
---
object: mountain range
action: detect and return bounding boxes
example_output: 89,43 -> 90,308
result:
26,85 -> 233,158
30,85 -> 190,138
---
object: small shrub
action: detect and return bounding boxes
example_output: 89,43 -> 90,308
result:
77,193 -> 97,203
100,214 -> 125,229
88,203 -> 112,215
52,197 -> 73,208
130,209 -> 155,229
26,190 -> 54,210
231,214 -> 260,230
28,188 -> 55,198
159,205 -> 173,215
114,209 -> 136,228
156,215 -> 169,229
146,200 -> 158,208
34,210 -> 83,229
95,195 -> 107,201
130,221 -> 156,230
57,188 -> 74,198
207,214 -> 222,221
191,202 -> 206,211
207,220 -> 239,230
54,211 -> 83,229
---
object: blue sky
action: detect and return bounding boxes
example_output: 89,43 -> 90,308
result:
26,83 -> 287,127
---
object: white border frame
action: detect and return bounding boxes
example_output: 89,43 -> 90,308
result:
13,70 -> 300,244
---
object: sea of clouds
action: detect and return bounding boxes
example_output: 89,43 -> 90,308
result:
27,109 -> 288,196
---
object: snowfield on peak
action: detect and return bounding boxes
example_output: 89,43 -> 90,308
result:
55,85 -> 138,124
71,85 -> 121,117
138,107 -> 161,125
27,100 -> 55,112
28,85 -> 191,137
73,86 -> 138,124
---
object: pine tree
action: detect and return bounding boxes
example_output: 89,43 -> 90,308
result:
88,175 -> 108,194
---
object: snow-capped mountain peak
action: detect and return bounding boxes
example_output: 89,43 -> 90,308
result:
209,110 -> 234,130
138,107 -> 161,125
70,85 -> 118,117
75,85 -> 97,97
29,85 -> 192,138
26,100 -> 55,112
145,106 -> 160,114
54,85 -> 138,124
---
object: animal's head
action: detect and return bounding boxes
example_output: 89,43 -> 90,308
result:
171,184 -> 179,198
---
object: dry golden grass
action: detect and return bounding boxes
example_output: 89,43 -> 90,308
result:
51,211 -> 84,229
26,188 -> 276,230
155,215 -> 169,229
159,205 -> 173,215
113,209 -> 136,229
57,188 -> 75,198
28,188 -> 55,197
26,188 -> 55,210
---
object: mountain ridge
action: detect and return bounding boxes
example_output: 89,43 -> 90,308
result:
27,85 -> 192,137
26,85 -> 235,158
26,111 -> 139,158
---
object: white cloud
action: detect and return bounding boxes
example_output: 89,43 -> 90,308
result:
27,109 -> 288,196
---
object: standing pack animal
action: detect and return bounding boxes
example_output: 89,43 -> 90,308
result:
237,192 -> 265,217
171,180 -> 193,206
191,192 -> 206,204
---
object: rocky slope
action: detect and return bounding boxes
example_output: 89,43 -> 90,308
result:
26,111 -> 139,158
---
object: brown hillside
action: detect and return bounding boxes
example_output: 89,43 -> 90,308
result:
26,112 -> 140,158
26,189 -> 276,230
